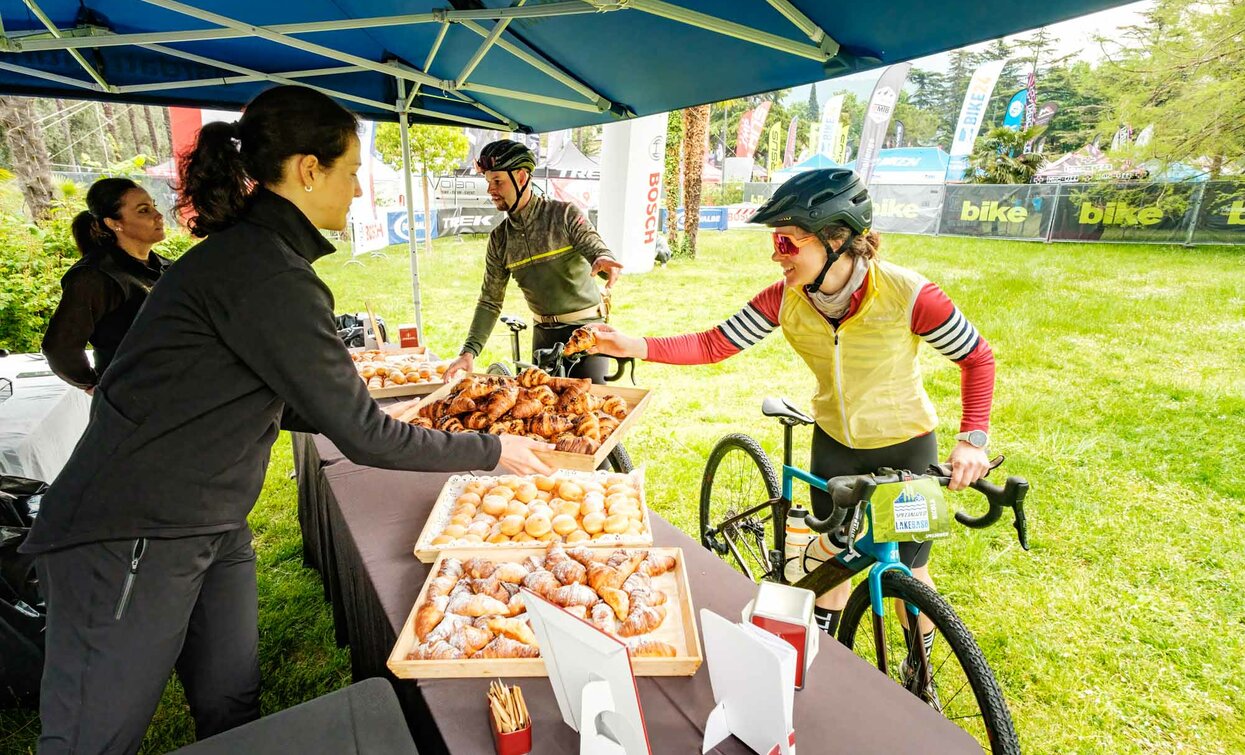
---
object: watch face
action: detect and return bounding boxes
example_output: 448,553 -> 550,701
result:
969,430 -> 988,448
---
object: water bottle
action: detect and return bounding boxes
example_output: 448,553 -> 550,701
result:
783,506 -> 814,583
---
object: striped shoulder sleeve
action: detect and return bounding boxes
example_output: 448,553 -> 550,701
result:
911,282 -> 980,362
715,280 -> 782,350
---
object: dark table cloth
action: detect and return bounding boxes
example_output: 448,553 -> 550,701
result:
290,431 -> 979,754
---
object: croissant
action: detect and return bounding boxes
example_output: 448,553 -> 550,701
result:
526,433 -> 547,442
607,549 -> 647,571
438,558 -> 464,581
558,387 -> 593,415
564,605 -> 589,620
415,595 -> 448,641
480,384 -> 520,422
448,624 -> 496,656
556,436 -> 600,455
528,385 -> 558,406
419,399 -> 449,420
585,393 -> 605,413
517,367 -> 551,388
426,613 -> 470,644
628,638 -> 678,658
544,541 -> 570,567
464,558 -> 497,580
426,575 -> 457,599
456,375 -> 495,400
464,412 -> 492,431
575,413 -> 602,443
488,419 -> 525,435
529,412 -> 574,438
601,395 -> 628,420
491,562 -> 530,584
600,587 -> 630,621
622,573 -> 651,594
446,394 -> 478,415
550,583 -> 599,608
408,416 -> 434,429
550,559 -> 588,586
487,616 -> 539,647
408,640 -> 465,660
567,546 -> 606,567
562,326 -> 597,356
638,553 -> 677,577
468,578 -> 510,604
589,602 -> 617,634
434,415 -> 464,433
548,376 -> 591,393
586,562 -> 624,594
522,570 -> 561,599
510,391 -> 544,419
618,603 -> 666,637
521,556 -> 544,572
507,592 -> 526,617
446,592 -> 509,618
473,636 -> 540,659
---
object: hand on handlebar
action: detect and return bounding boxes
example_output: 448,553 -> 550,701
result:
585,324 -> 648,360
443,352 -> 474,380
947,441 -> 991,491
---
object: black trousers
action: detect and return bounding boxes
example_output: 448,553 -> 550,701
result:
34,525 -> 260,754
531,321 -> 609,384
809,426 -> 938,569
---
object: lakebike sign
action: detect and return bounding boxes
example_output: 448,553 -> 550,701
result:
941,184 -> 1058,240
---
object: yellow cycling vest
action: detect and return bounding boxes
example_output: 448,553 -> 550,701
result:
779,259 -> 938,449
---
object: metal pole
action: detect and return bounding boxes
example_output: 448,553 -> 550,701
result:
397,79 -> 423,341
1044,184 -> 1063,243
1183,182 -> 1207,247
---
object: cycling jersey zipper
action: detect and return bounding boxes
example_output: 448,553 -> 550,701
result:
832,329 -> 853,446
114,537 -> 147,620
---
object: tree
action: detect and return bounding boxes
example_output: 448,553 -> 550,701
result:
125,106 -> 145,155
375,123 -> 469,253
1035,61 -> 1111,154
143,107 -> 162,162
891,91 -> 940,147
663,110 -> 683,250
1098,0 -> 1244,176
680,105 -> 709,258
0,96 -> 56,222
967,126 -> 1047,183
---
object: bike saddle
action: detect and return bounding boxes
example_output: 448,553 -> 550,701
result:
761,397 -> 814,426
500,315 -> 528,332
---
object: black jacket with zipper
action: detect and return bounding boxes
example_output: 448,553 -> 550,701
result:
22,189 -> 500,554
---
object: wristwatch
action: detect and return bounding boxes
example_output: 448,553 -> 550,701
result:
955,430 -> 989,449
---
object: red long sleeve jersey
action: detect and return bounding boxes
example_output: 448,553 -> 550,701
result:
644,276 -> 995,432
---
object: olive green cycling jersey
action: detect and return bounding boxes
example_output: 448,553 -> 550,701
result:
461,194 -> 614,356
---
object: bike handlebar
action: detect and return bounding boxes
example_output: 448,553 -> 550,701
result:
803,459 -> 1030,551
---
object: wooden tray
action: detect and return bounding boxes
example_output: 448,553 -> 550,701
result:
405,374 -> 652,471
412,468 -> 655,563
387,547 -> 702,678
351,346 -> 450,399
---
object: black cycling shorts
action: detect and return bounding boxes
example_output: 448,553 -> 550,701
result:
809,425 -> 938,569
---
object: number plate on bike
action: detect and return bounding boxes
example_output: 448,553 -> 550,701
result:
870,478 -> 952,543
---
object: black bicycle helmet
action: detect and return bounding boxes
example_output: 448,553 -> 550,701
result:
751,168 -> 872,291
476,139 -> 536,173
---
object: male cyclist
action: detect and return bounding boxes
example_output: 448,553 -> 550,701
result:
444,140 -> 623,383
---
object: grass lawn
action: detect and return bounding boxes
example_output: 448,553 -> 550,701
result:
3,230 -> 1243,753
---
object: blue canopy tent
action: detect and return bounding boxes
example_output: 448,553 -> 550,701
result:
0,0 -> 1133,328
773,152 -> 837,181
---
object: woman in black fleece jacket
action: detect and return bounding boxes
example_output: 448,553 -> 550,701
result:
22,85 -> 551,755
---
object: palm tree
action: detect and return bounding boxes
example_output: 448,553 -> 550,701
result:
967,126 -> 1047,184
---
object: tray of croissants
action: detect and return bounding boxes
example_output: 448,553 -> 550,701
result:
388,542 -> 703,678
413,469 -> 652,563
351,347 -> 451,399
391,367 -> 651,471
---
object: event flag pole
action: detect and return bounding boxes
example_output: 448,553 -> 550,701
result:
397,78 -> 423,341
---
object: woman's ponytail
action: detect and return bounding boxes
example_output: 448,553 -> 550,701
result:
175,120 -> 249,238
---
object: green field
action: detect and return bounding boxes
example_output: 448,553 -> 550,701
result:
3,230 -> 1243,754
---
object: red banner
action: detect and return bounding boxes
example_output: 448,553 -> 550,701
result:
735,101 -> 772,159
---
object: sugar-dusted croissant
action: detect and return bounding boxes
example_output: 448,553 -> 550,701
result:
528,385 -> 558,406
473,635 -> 540,659
575,413 -> 602,443
415,595 -> 448,641
627,638 -> 678,658
408,640 -> 465,660
607,549 -> 647,569
426,613 -> 470,644
464,412 -> 492,431
544,541 -> 570,567
550,583 -> 599,609
480,384 -> 520,422
447,624 -> 495,656
464,557 -> 496,580
434,415 -> 464,432
529,412 -> 575,439
521,570 -> 561,599
446,592 -> 509,618
438,558 -> 464,581
507,592 -> 526,617
618,603 -> 666,637
589,602 -> 617,634
556,436 -> 600,455
487,616 -> 539,647
446,393 -> 477,415
510,391 -> 544,419
550,559 -> 587,586
638,553 -> 677,577
567,546 -> 606,567
488,419 -> 525,435
468,578 -> 510,604
600,587 -> 630,621
564,605 -> 589,620
491,562 -> 530,584
426,575 -> 457,599
589,552 -> 646,593
517,367 -> 551,388
521,555 -> 544,572
601,395 -> 628,420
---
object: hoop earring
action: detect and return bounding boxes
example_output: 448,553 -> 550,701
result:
304,185 -> 313,193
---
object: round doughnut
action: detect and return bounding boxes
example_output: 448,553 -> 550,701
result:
533,475 -> 557,492
556,480 -> 585,502
486,532 -> 511,544
603,513 -> 629,534
565,529 -> 591,544
513,532 -> 536,543
524,513 -> 552,537
456,492 -> 482,508
462,533 -> 484,544
506,501 -> 530,519
527,503 -> 554,521
551,514 -> 579,536
488,485 -> 516,502
554,499 -> 581,519
443,523 -> 467,538
431,535 -> 453,546
467,521 -> 491,538
581,511 -> 606,534
499,514 -> 525,537
514,482 -> 538,503
481,495 -> 509,517
463,480 -> 489,497
449,513 -> 472,528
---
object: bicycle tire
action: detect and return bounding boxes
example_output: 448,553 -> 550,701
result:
606,442 -> 634,473
838,571 -> 1019,754
698,433 -> 782,582
486,362 -> 513,376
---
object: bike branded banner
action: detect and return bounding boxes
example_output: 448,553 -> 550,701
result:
941,183 -> 1058,239
783,116 -> 799,167
856,63 -> 911,185
870,184 -> 944,235
767,122 -> 782,177
1049,182 -> 1199,243
1002,89 -> 1026,131
818,94 -> 844,159
1193,182 -> 1245,244
946,60 -> 1008,181
736,101 -> 772,159
1023,70 -> 1038,130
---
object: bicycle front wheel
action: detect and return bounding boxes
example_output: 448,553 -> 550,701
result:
486,362 -> 513,376
838,571 -> 1019,754
698,434 -> 781,583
